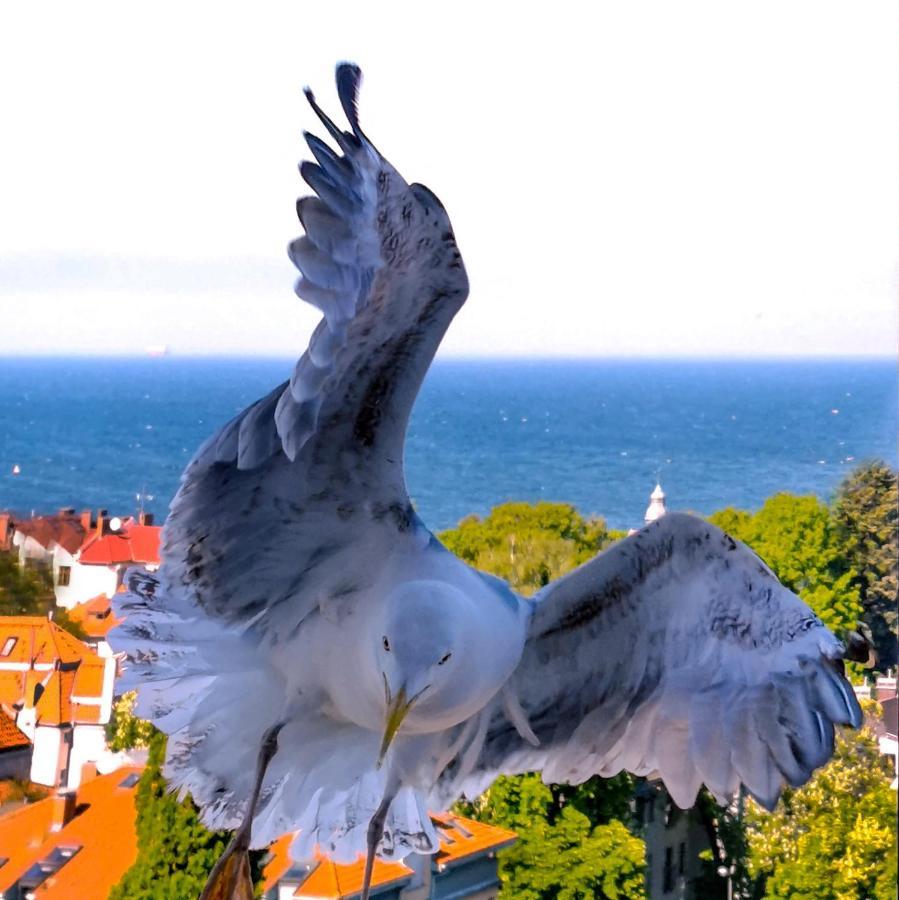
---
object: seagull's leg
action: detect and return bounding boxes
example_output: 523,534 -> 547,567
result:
199,723 -> 283,900
361,776 -> 400,900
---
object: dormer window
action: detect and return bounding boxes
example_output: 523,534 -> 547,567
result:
1,637 -> 16,657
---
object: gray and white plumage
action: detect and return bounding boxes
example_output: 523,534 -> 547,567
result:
110,64 -> 861,867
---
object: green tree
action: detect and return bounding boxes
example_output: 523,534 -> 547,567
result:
463,774 -> 645,900
441,502 -> 645,898
708,494 -> 861,637
832,460 -> 898,670
0,549 -> 53,615
107,690 -> 156,752
110,730 -> 264,899
744,702 -> 897,900
439,501 -> 618,596
0,549 -> 87,639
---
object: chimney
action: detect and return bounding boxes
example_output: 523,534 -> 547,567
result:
57,507 -> 75,517
138,512 -> 154,526
80,509 -> 93,532
50,790 -> 77,832
95,509 -> 108,537
81,761 -> 98,783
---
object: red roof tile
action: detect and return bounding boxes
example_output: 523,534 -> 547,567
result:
78,520 -> 161,566
14,514 -> 86,555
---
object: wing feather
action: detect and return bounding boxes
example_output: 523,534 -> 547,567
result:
433,513 -> 861,811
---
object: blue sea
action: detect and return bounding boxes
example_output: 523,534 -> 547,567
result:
0,358 -> 894,532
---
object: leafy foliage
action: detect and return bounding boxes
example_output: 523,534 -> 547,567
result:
442,502 -> 645,897
0,549 -> 54,615
744,703 -> 897,900
110,730 -> 264,899
708,493 -> 861,637
439,501 -> 617,596
0,548 -> 87,639
832,460 -> 898,670
107,690 -> 156,752
462,774 -> 645,900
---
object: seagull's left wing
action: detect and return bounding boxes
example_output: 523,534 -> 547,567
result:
435,513 -> 862,811
134,64 -> 468,642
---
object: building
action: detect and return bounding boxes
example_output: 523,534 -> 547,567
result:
0,768 -> 514,900
0,617 -> 115,790
635,782 -> 710,900
0,766 -> 142,898
66,593 -> 122,657
9,510 -> 87,571
261,812 -> 516,899
0,708 -> 30,781
52,512 -> 160,612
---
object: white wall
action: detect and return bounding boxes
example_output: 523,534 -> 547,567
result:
55,559 -> 118,610
30,725 -> 67,786
66,724 -> 108,789
13,532 -> 53,567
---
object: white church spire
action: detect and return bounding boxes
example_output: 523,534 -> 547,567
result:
644,482 -> 667,525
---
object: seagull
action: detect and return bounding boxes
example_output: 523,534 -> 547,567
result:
110,63 -> 862,900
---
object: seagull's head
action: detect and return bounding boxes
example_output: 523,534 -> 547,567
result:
375,579 -> 470,766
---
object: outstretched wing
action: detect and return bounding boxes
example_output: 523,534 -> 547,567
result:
156,64 -> 468,639
436,513 -> 861,810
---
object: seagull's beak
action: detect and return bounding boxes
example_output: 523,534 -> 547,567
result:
378,682 -> 412,768
377,678 -> 425,768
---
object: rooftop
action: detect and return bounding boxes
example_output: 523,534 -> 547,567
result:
12,512 -> 86,556
67,594 -> 122,639
262,812 -> 516,898
0,767 -> 141,898
78,519 -> 161,567
0,706 -> 30,751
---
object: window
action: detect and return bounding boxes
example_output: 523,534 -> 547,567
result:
18,845 -> 81,893
118,773 -> 141,789
1,637 -> 16,657
678,842 -> 686,876
663,847 -> 675,893
57,566 -> 71,586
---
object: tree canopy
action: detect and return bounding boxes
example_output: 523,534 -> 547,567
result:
439,501 -> 619,596
744,701 -> 897,900
0,548 -> 87,638
832,460 -> 898,670
708,493 -> 861,638
442,502 -> 646,898
110,730 -> 263,899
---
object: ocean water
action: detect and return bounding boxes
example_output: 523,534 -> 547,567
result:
0,357 -> 894,532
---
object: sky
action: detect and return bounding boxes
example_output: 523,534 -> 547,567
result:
0,1 -> 896,358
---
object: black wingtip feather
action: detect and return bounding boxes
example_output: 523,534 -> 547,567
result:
335,62 -> 363,136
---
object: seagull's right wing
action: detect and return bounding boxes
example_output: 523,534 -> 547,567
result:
435,513 -> 862,811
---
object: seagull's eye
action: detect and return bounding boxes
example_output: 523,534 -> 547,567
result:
438,652 -> 452,666
382,636 -> 391,652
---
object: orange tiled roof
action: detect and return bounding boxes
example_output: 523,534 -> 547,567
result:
0,705 -> 30,751
261,835 -> 413,898
0,617 -> 89,667
67,594 -> 122,639
432,812 -> 517,867
0,619 -> 105,727
0,766 -> 142,898
78,520 -> 161,566
262,812 -> 516,897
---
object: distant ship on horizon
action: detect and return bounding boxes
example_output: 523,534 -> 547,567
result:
145,345 -> 170,358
